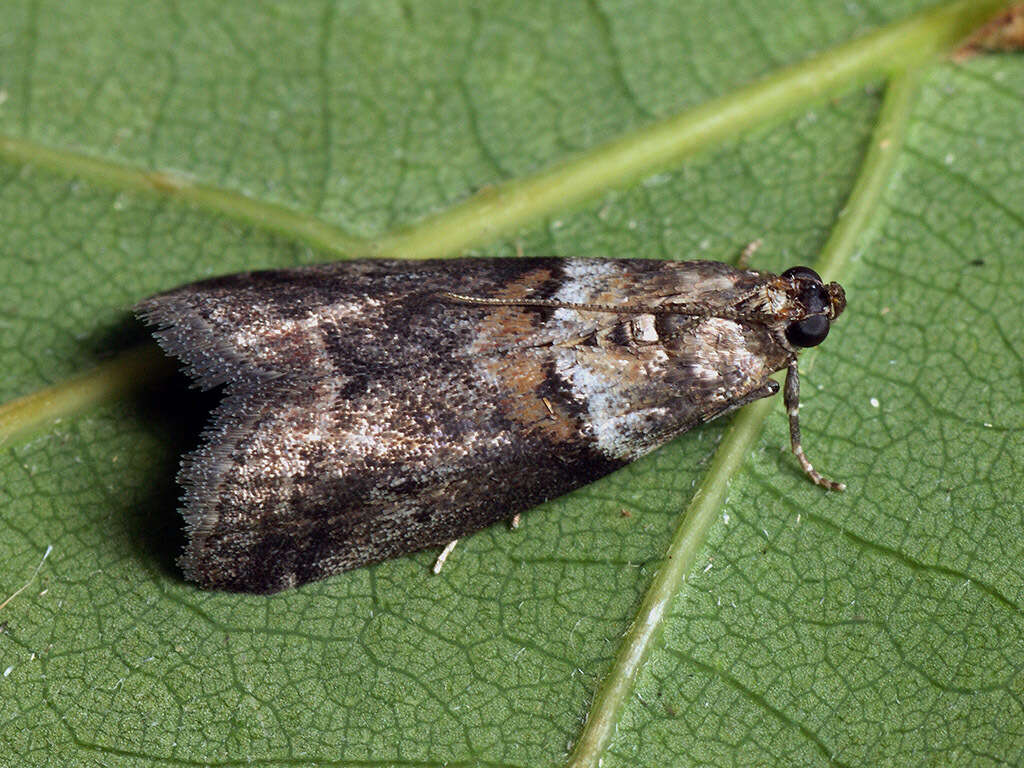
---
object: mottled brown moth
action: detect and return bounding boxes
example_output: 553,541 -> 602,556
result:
136,258 -> 846,593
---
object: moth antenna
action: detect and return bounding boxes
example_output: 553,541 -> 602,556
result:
439,292 -> 643,314
440,291 -> 750,318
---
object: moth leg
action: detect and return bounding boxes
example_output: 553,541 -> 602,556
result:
432,540 -> 459,574
736,238 -> 763,270
784,363 -> 846,491
432,511 -> 521,575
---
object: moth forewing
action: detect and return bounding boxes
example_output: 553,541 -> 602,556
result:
136,257 -> 845,593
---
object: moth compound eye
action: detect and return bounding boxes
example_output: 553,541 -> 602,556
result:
785,314 -> 830,347
781,266 -> 822,283
782,266 -> 829,315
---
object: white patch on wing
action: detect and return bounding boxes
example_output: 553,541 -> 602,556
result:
562,355 -> 648,460
555,260 -> 618,305
592,408 -> 669,459
565,316 -> 767,460
555,265 -> 663,457
695,317 -> 759,368
632,314 -> 658,342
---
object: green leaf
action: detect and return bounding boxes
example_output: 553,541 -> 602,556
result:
1,1 -> 1020,766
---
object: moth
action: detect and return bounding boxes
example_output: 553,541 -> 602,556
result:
136,257 -> 846,593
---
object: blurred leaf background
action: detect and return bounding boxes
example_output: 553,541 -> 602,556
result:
0,1 -> 1021,766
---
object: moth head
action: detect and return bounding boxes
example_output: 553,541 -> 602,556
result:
779,266 -> 846,348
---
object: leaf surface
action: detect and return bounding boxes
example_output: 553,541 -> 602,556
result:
0,2 -> 1020,766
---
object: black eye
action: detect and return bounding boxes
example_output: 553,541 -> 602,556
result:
781,266 -> 821,282
785,314 -> 830,347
